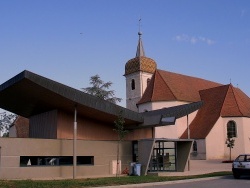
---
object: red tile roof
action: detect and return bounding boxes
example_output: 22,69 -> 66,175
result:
138,69 -> 221,104
181,84 -> 250,139
221,86 -> 250,117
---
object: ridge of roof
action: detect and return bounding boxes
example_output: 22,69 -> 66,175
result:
157,70 -> 221,102
234,87 -> 250,117
137,69 -> 177,104
221,84 -> 250,117
220,84 -> 243,117
138,69 -> 221,105
181,84 -> 250,139
181,84 -> 229,139
154,69 -> 177,100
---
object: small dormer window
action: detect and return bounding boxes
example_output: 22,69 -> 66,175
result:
131,79 -> 135,90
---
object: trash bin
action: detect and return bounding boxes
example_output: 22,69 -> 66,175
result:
129,162 -> 135,175
133,163 -> 141,176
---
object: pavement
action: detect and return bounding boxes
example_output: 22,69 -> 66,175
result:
162,159 -> 232,176
92,160 -> 233,188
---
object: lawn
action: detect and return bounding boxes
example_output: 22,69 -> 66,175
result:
0,171 -> 232,188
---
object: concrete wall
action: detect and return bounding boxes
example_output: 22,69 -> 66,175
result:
190,139 -> 206,160
205,117 -> 250,160
138,139 -> 154,175
222,117 -> 250,159
176,141 -> 193,171
242,118 -> 250,154
0,138 -> 132,179
206,118 -> 225,159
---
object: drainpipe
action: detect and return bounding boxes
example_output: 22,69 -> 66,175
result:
73,106 -> 77,179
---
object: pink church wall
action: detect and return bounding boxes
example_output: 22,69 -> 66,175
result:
138,101 -> 198,139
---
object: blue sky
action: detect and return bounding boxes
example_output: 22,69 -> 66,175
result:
1,0 -> 250,108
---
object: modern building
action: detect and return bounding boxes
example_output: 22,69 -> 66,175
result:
0,70 -> 200,179
125,32 -> 250,160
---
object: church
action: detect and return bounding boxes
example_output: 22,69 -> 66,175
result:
0,30 -> 250,180
125,31 -> 250,160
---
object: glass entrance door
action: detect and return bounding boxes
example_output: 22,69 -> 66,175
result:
148,141 -> 177,171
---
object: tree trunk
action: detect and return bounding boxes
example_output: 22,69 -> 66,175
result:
229,147 -> 231,161
116,140 -> 120,177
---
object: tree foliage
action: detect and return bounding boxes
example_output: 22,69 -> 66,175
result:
0,112 -> 17,137
82,75 -> 122,104
113,110 -> 129,141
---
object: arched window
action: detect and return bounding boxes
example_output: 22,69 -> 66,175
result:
147,78 -> 151,86
131,79 -> 135,90
227,121 -> 237,138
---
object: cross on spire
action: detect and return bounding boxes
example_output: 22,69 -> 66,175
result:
136,18 -> 145,57
138,17 -> 142,33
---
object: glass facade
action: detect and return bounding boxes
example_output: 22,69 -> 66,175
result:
148,141 -> 177,171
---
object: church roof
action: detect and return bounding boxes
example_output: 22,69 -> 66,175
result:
125,56 -> 157,75
138,69 -> 221,104
124,32 -> 157,75
181,84 -> 250,139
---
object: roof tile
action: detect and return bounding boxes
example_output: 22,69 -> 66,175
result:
138,69 -> 221,104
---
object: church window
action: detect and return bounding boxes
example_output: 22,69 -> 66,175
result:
131,79 -> 135,90
227,121 -> 237,138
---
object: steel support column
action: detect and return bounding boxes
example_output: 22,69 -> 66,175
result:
73,106 -> 77,179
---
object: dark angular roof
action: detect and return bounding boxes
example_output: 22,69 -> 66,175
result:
0,70 -> 205,129
0,70 -> 144,125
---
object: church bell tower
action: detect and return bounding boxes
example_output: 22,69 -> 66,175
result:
124,31 -> 157,111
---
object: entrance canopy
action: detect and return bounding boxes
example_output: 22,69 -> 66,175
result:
135,101 -> 204,129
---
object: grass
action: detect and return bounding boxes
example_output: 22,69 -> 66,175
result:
0,171 -> 232,188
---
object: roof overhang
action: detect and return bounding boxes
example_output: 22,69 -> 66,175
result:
128,101 -> 204,129
0,70 -> 144,125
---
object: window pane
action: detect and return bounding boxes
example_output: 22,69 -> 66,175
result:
227,121 -> 237,138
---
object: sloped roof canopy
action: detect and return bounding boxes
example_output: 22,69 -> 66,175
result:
0,70 -> 143,125
134,101 -> 203,129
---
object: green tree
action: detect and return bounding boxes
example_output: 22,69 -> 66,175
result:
0,112 -> 17,137
113,110 -> 129,177
82,75 -> 122,104
225,137 -> 235,161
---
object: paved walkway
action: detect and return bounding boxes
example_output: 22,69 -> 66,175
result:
92,160 -> 233,188
165,159 -> 232,176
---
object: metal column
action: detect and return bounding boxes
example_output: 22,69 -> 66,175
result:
73,106 -> 77,179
